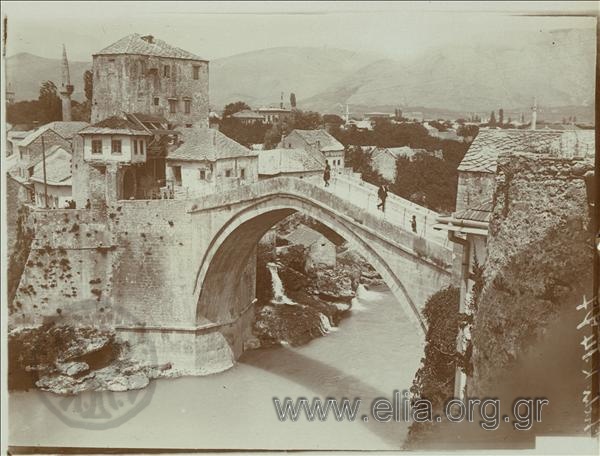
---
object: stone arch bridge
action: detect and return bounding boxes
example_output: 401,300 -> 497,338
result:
14,177 -> 453,373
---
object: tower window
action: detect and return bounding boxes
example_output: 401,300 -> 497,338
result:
139,140 -> 145,154
91,139 -> 103,154
164,65 -> 170,78
199,169 -> 206,180
133,139 -> 138,155
153,97 -> 159,106
111,139 -> 122,154
193,66 -> 200,80
168,99 -> 177,114
184,99 -> 191,114
240,168 -> 246,180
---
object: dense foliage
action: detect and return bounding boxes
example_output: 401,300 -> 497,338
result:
410,286 -> 461,407
7,78 -> 91,125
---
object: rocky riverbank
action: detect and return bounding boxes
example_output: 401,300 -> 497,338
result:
253,225 -> 383,347
8,323 -> 172,395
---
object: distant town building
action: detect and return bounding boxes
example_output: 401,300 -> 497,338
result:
258,147 -> 324,180
166,127 -> 258,197
230,110 -> 265,125
281,129 -> 345,169
370,146 -> 427,182
91,34 -> 209,127
364,112 -> 393,121
284,224 -> 336,271
403,111 -> 424,122
256,107 -> 291,124
30,145 -> 73,208
346,119 -> 373,131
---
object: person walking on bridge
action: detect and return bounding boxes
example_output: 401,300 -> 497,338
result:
411,215 -> 418,233
377,184 -> 388,212
323,160 -> 331,187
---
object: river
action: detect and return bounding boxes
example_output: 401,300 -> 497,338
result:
9,284 -> 425,451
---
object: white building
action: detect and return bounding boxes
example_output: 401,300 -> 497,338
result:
166,127 -> 258,197
30,145 -> 73,208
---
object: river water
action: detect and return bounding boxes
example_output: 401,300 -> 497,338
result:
9,284 -> 425,451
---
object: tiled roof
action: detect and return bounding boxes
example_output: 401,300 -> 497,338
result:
79,116 -> 151,136
458,129 -> 595,173
167,128 -> 257,162
288,129 -> 344,152
258,148 -> 324,176
390,146 -> 422,158
95,34 -> 206,61
231,110 -> 265,120
453,200 -> 493,223
19,121 -> 89,147
286,225 -> 329,247
30,146 -> 72,185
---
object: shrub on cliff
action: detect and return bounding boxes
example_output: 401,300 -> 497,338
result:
405,286 -> 460,447
410,286 -> 460,407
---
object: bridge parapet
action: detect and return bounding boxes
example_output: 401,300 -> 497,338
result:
188,176 -> 452,271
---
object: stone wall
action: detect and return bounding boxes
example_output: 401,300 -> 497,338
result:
468,152 -> 594,430
91,54 -> 209,127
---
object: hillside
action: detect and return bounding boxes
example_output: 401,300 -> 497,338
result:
5,52 -> 90,102
208,46 -> 375,109
303,28 -> 595,117
5,28 -> 594,120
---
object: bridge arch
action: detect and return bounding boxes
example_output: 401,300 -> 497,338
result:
193,193 -> 428,334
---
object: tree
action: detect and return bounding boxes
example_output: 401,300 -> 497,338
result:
498,108 -> 504,126
38,81 -> 62,123
222,101 -> 251,119
290,93 -> 297,109
84,70 -> 93,103
489,111 -> 497,127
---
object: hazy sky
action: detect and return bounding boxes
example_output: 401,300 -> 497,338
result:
2,1 -> 597,62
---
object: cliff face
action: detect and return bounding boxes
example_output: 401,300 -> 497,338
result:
469,152 -> 594,432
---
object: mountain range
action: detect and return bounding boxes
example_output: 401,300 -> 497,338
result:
5,28 -> 595,121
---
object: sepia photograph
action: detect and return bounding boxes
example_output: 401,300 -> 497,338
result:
1,1 -> 599,454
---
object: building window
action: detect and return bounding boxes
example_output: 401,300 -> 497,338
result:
153,97 -> 159,106
184,99 -> 191,114
133,139 -> 138,155
164,65 -> 170,78
169,99 -> 177,114
240,168 -> 246,180
111,139 -> 122,154
225,169 -> 232,178
199,169 -> 206,180
92,139 -> 103,154
139,140 -> 145,154
193,65 -> 200,80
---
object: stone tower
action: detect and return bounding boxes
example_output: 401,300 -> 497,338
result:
59,44 -> 74,121
91,34 -> 209,126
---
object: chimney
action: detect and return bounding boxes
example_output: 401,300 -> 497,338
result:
141,35 -> 155,44
280,92 -> 284,109
531,97 -> 537,130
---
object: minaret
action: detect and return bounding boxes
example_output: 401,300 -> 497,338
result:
531,97 -> 537,130
59,44 -> 74,121
6,81 -> 15,105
